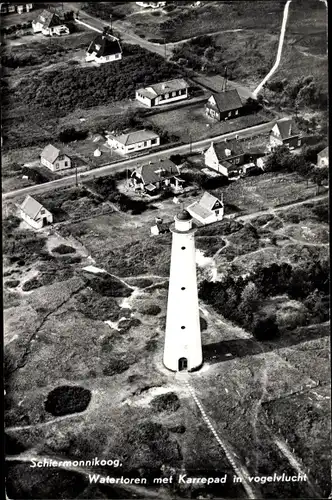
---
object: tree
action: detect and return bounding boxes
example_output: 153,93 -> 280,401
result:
264,145 -> 293,172
204,47 -> 215,61
252,315 -> 279,340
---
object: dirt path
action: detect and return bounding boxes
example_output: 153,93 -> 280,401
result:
235,193 -> 328,223
181,376 -> 257,499
253,0 -> 292,96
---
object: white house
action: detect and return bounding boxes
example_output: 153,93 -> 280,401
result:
107,129 -> 160,155
40,144 -> 71,172
136,78 -> 189,107
204,140 -> 245,179
19,195 -> 53,229
187,192 -> 224,225
86,33 -> 122,63
32,10 -> 68,36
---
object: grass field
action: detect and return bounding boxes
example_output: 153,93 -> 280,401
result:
145,103 -> 270,142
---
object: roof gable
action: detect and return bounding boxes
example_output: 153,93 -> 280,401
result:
318,146 -> 328,158
20,195 -> 44,220
140,78 -> 188,97
208,90 -> 243,113
199,192 -> 222,211
41,144 -> 60,164
35,10 -> 61,28
136,160 -> 178,184
274,118 -> 296,140
213,139 -> 244,160
87,34 -> 122,57
112,129 -> 159,146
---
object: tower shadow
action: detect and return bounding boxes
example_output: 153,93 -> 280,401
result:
202,325 -> 329,365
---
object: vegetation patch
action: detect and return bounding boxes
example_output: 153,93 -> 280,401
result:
73,289 -> 121,322
52,244 -> 76,255
82,272 -> 132,298
137,303 -> 161,316
5,280 -> 20,288
151,392 -> 180,413
45,385 -> 91,416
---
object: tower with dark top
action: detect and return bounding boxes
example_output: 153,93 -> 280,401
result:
163,209 -> 203,372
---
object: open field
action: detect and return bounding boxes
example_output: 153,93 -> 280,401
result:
126,1 -> 286,43
146,103 -> 270,142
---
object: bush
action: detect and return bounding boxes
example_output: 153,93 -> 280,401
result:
151,392 -> 180,413
45,386 -> 91,416
83,272 -> 132,298
139,304 -> 161,316
22,277 -> 40,291
59,127 -> 88,143
5,280 -> 20,288
53,244 -> 76,255
3,216 -> 21,235
252,315 -> 279,341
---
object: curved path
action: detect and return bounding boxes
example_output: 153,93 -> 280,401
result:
253,0 -> 292,97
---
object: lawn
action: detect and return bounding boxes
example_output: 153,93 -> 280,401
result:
145,102 -> 269,142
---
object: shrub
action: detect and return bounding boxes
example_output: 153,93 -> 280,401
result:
53,244 -> 76,255
59,127 -> 88,143
139,304 -> 161,316
22,277 -> 40,291
151,392 -> 180,413
83,273 -> 132,298
3,215 -> 21,234
252,315 -> 279,341
5,280 -> 20,288
45,386 -> 91,416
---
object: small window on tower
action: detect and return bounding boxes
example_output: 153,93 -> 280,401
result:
181,246 -> 186,250
181,326 -> 186,329
181,287 -> 186,290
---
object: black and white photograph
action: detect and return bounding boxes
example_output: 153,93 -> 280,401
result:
2,1 -> 330,499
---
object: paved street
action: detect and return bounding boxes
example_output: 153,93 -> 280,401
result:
2,121 -> 275,201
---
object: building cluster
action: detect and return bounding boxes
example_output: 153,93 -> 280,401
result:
1,2 -> 33,14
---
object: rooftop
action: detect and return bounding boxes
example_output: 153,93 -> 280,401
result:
273,118 -> 298,140
212,139 -> 244,160
20,195 -> 45,221
87,33 -> 122,57
34,10 -> 61,28
138,78 -> 189,97
110,129 -> 159,146
134,159 -> 179,184
40,144 -> 60,164
208,90 -> 243,113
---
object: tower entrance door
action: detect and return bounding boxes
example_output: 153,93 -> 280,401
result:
178,357 -> 188,372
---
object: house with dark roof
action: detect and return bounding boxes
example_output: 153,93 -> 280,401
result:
150,217 -> 171,236
317,146 -> 328,168
187,192 -> 224,225
40,144 -> 71,172
205,89 -> 243,121
86,33 -> 122,63
32,9 -> 68,36
204,139 -> 245,179
19,195 -> 53,229
1,3 -> 33,14
106,129 -> 160,155
131,159 -> 184,194
269,118 -> 301,150
136,78 -> 189,107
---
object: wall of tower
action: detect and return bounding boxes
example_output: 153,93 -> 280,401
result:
163,228 -> 202,372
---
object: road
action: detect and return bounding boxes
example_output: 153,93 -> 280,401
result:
2,121 -> 275,201
253,0 -> 292,96
72,5 -> 255,99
